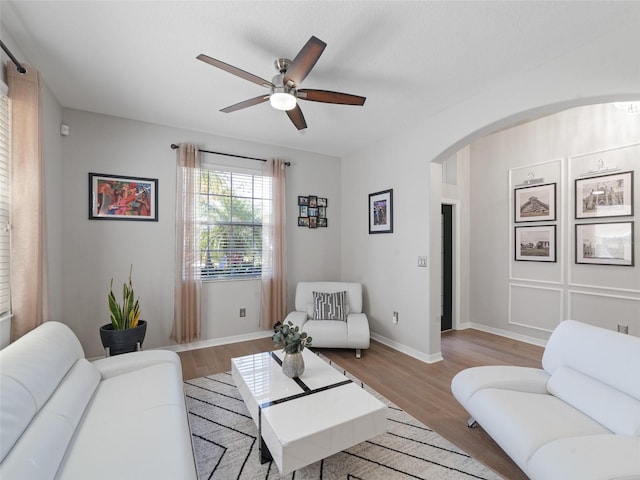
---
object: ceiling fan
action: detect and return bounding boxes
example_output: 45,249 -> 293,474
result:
197,36 -> 366,131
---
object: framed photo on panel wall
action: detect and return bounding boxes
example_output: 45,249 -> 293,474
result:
575,171 -> 633,219
575,221 -> 634,266
514,183 -> 556,222
514,225 -> 556,262
369,189 -> 393,234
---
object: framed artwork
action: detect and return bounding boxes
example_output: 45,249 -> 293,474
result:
514,182 -> 556,222
514,225 -> 556,262
575,221 -> 634,266
297,194 -> 328,228
575,171 -> 633,219
369,189 -> 393,234
89,173 -> 158,221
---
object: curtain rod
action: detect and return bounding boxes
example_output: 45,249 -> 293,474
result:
0,40 -> 27,74
170,144 -> 290,166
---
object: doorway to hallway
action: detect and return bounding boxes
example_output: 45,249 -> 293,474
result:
441,204 -> 453,331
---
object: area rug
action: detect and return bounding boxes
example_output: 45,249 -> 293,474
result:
184,357 -> 503,480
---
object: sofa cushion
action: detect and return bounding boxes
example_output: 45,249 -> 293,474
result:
467,389 -> 609,472
303,320 -> 349,348
58,359 -> 197,480
542,320 -> 640,402
528,434 -> 640,480
0,359 -> 100,479
0,321 -> 85,462
547,366 -> 640,436
312,291 -> 347,320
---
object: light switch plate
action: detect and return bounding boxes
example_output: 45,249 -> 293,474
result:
418,256 -> 427,267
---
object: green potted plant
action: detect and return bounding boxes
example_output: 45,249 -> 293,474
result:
272,320 -> 312,378
99,265 -> 147,356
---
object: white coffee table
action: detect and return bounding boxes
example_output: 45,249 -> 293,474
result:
231,349 -> 387,474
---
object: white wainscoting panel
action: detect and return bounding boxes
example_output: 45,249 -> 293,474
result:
509,283 -> 564,333
568,290 -> 640,336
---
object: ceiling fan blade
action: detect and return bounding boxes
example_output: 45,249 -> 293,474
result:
197,54 -> 274,88
297,89 -> 366,106
220,95 -> 270,113
286,105 -> 307,130
284,36 -> 326,87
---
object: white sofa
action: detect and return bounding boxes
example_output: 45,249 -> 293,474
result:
0,321 -> 197,480
285,282 -> 370,358
451,320 -> 640,480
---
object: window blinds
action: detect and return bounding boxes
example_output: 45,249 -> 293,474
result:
0,94 -> 10,317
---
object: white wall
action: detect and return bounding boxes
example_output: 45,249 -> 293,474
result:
60,109 -> 341,357
470,104 -> 640,341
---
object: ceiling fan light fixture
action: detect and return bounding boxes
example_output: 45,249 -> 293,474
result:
270,91 -> 297,111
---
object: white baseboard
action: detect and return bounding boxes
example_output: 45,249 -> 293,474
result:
370,332 -> 444,364
458,322 -> 548,347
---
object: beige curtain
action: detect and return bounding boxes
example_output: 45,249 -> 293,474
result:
8,62 -> 47,341
171,144 -> 201,343
260,159 -> 287,329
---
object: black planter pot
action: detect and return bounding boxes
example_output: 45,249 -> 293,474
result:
99,320 -> 147,356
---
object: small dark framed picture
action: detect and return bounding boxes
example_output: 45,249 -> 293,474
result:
318,206 -> 326,218
299,205 -> 308,218
514,182 -> 556,223
298,196 -> 309,206
89,173 -> 158,221
514,225 -> 556,262
575,171 -> 633,219
318,218 -> 327,227
298,217 -> 310,227
575,221 -> 634,266
309,217 -> 318,228
369,189 -> 393,234
308,207 -> 318,217
317,197 -> 327,207
308,195 -> 317,208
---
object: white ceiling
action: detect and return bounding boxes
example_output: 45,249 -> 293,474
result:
3,1 -> 640,157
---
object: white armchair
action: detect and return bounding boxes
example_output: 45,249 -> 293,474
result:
284,282 -> 370,358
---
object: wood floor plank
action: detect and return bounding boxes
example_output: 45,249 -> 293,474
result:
177,329 -> 543,480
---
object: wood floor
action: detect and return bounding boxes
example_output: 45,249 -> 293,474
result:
178,329 -> 544,480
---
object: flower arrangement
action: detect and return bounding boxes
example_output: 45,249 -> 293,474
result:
107,265 -> 141,330
272,320 -> 312,354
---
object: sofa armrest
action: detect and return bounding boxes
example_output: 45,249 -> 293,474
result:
451,365 -> 549,406
91,350 -> 181,379
283,311 -> 308,330
346,313 -> 370,349
528,434 -> 640,480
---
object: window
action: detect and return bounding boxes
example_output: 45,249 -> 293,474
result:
0,93 -> 10,317
198,166 -> 270,279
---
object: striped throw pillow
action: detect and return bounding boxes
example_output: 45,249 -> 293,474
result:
312,291 -> 347,321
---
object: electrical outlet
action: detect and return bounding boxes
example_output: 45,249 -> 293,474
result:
418,256 -> 427,267
240,308 -> 246,317
392,311 -> 399,324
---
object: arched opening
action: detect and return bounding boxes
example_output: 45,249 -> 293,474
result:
429,98 -> 640,353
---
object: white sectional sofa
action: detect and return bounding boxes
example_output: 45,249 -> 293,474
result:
0,321 -> 197,480
451,320 -> 640,480
285,282 -> 370,358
